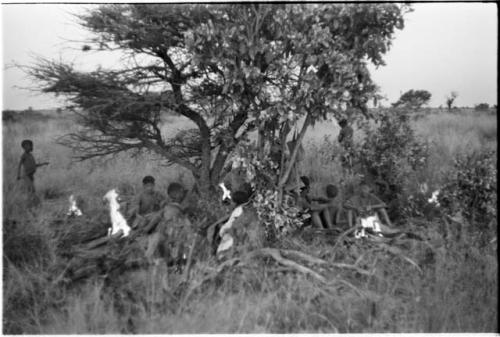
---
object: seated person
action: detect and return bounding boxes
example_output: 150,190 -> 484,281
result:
146,182 -> 193,268
344,181 -> 393,229
310,184 -> 342,229
296,177 -> 337,229
129,175 -> 167,229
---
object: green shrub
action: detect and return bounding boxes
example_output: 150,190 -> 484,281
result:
474,103 -> 489,111
353,109 -> 430,220
440,148 -> 497,232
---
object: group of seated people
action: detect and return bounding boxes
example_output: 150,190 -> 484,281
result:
118,175 -> 194,266
120,173 -> 394,263
294,176 -> 393,230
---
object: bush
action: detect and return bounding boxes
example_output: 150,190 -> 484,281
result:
474,103 -> 489,111
440,148 -> 497,232
353,109 -> 430,220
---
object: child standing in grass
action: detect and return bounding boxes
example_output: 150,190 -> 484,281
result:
17,139 -> 49,196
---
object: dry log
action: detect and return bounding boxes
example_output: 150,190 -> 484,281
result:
280,249 -> 329,265
258,248 -> 327,283
83,232 -> 124,250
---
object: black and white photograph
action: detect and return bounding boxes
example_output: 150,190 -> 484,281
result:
1,1 -> 497,334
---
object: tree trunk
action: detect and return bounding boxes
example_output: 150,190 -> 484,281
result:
279,113 -> 311,187
277,113 -> 312,204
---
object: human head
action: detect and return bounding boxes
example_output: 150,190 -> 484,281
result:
142,175 -> 155,192
231,190 -> 250,206
21,139 -> 33,152
168,182 -> 186,203
339,119 -> 348,128
359,180 -> 371,196
326,184 -> 338,199
300,176 -> 311,194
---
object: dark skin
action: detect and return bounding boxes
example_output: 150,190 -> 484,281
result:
17,143 -> 49,180
346,184 -> 392,228
297,187 -> 335,229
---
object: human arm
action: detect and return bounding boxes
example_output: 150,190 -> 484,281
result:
338,129 -> 345,143
347,209 -> 354,228
36,162 -> 49,167
127,195 -> 141,218
311,196 -> 330,203
366,194 -> 387,211
17,156 -> 24,180
308,201 -> 333,212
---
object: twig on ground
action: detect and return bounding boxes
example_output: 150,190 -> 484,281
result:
257,248 -> 327,283
280,249 -> 329,265
330,262 -> 374,276
380,243 -> 423,274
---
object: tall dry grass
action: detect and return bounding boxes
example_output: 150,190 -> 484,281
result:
2,109 -> 497,333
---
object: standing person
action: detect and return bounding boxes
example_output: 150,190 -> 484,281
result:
337,118 -> 354,169
17,139 -> 49,199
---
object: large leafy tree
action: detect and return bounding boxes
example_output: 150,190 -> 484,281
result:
26,4 -> 410,194
392,89 -> 431,109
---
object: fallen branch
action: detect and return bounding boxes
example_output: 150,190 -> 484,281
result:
280,249 -> 328,265
83,232 -> 123,250
330,262 -> 374,276
331,227 -> 356,258
257,248 -> 327,283
380,244 -> 423,274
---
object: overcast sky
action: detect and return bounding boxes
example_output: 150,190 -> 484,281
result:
1,3 -> 497,110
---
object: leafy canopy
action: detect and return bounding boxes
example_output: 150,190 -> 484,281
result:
392,89 -> 432,109
25,4 -> 410,191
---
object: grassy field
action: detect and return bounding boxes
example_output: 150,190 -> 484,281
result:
2,108 -> 497,333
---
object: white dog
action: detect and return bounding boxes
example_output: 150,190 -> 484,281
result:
103,189 -> 131,238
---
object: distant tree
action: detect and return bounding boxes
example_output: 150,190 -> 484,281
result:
2,110 -> 17,122
24,4 -> 409,194
446,91 -> 458,111
392,89 -> 431,109
474,103 -> 489,111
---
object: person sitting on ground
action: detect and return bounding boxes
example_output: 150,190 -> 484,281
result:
310,184 -> 342,229
146,182 -> 193,269
296,176 -> 338,229
128,175 -> 167,229
344,180 -> 393,229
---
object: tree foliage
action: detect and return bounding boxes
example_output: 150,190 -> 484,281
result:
25,4 -> 410,194
446,91 -> 458,110
474,103 -> 489,111
392,89 -> 431,109
352,109 -> 430,219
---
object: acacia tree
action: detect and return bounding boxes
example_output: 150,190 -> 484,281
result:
392,89 -> 431,109
26,4 -> 409,195
446,91 -> 458,110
